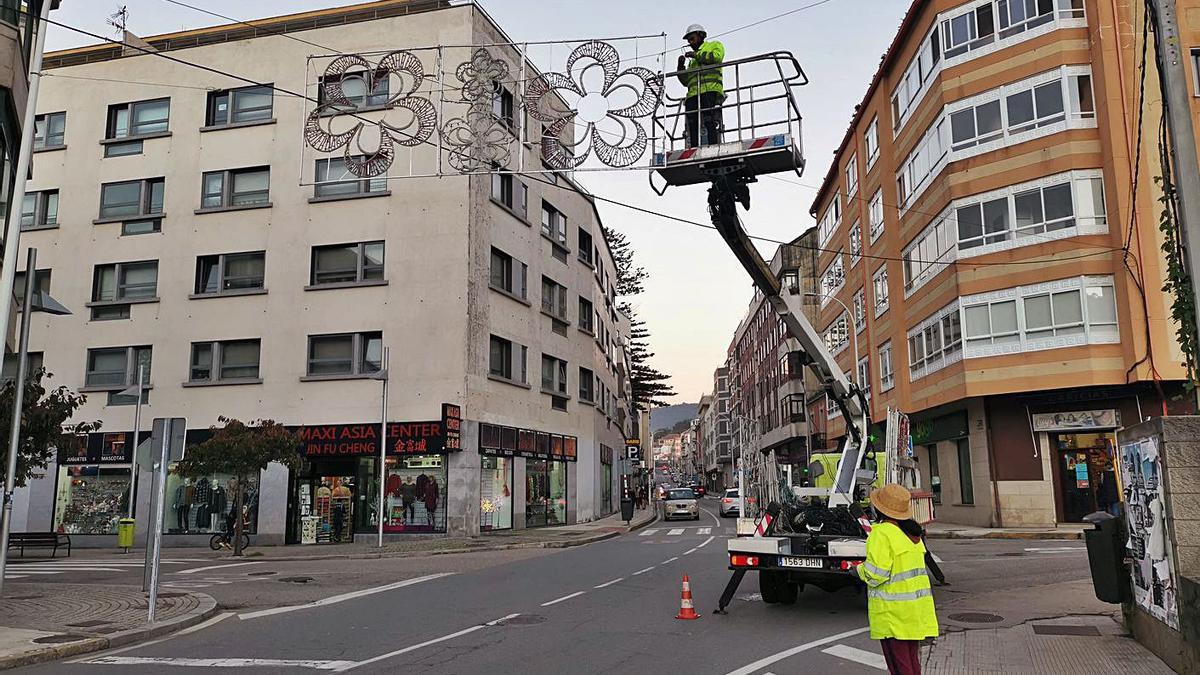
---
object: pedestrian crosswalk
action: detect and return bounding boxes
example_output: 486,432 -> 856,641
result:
638,526 -> 721,537
4,558 -> 200,580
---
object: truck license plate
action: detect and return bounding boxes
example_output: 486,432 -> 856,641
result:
779,556 -> 822,569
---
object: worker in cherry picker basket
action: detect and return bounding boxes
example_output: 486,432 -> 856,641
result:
677,23 -> 724,148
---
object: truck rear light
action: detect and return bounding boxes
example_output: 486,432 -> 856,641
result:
730,554 -> 759,567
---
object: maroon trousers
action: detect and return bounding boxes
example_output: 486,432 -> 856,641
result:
880,638 -> 922,675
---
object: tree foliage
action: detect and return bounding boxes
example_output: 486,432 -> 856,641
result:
0,368 -> 100,488
176,417 -> 301,555
603,224 -> 648,298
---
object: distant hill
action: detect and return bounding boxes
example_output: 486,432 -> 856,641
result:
651,403 -> 698,433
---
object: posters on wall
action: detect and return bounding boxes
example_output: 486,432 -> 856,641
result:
1118,436 -> 1179,630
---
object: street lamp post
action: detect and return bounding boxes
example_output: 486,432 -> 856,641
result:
0,247 -> 71,597
116,364 -> 146,525
371,347 -> 390,548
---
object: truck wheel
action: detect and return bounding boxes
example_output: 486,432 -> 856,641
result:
779,581 -> 801,605
759,571 -> 782,604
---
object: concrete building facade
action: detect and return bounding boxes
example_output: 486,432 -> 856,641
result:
8,0 -> 634,546
805,0 -> 1192,527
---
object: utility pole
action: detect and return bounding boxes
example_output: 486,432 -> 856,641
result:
1148,0 -> 1200,352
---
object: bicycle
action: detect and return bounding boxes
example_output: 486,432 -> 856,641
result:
209,530 -> 250,551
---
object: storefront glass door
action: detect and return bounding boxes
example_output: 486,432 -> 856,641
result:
526,459 -> 567,528
1052,432 -> 1120,522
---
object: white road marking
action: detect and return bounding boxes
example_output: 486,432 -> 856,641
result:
238,573 -> 454,620
594,577 -> 624,589
334,614 -> 520,672
697,535 -> 715,548
1025,547 -> 1084,552
639,529 -> 659,536
698,527 -> 711,535
668,528 -> 685,535
632,566 -> 655,575
68,613 -> 236,663
9,567 -> 127,573
724,626 -> 871,675
821,644 -> 887,670
2,574 -> 26,579
5,570 -> 78,575
540,591 -> 586,606
662,557 -> 679,564
682,547 -> 698,556
178,561 -> 267,575
80,657 -> 353,669
931,553 -> 943,563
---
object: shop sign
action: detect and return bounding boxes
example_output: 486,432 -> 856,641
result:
477,422 -> 577,462
625,439 -> 641,461
1031,409 -> 1119,432
910,411 -> 968,445
442,403 -> 462,451
297,421 -> 450,457
58,432 -> 134,465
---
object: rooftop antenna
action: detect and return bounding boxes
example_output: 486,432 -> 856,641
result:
107,5 -> 128,40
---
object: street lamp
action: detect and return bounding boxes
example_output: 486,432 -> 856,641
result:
0,247 -> 71,597
116,364 -> 146,528
370,347 -> 390,548
801,292 -> 858,391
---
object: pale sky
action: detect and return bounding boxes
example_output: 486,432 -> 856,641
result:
44,0 -> 910,404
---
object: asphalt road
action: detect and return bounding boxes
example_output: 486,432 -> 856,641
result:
19,499 -> 1092,674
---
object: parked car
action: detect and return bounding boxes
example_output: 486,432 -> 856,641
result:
662,488 -> 700,521
719,489 -> 739,517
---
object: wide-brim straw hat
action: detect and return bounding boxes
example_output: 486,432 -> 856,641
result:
870,484 -> 914,521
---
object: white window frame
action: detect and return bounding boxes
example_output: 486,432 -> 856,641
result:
849,221 -> 863,266
872,265 -> 890,317
864,117 -> 880,169
869,190 -> 884,242
891,24 -> 942,135
852,288 -> 866,334
907,301 -> 964,380
879,341 -> 895,392
824,312 -> 849,355
845,153 -> 859,196
819,253 -> 846,304
856,355 -> 871,400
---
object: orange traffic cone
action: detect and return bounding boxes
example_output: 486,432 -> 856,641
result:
675,574 -> 700,620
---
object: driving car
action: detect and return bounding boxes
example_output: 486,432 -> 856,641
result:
689,483 -> 706,497
719,488 -> 739,517
662,488 -> 700,521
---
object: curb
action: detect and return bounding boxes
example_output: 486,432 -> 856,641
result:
926,530 -> 1083,540
0,592 -> 219,671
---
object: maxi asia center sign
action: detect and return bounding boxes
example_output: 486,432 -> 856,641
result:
297,403 -> 464,457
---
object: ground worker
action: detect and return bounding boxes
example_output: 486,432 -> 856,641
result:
853,483 -> 939,675
676,24 -> 724,148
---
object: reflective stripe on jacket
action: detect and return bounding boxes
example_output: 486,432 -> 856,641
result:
680,40 -> 724,97
856,521 -> 939,640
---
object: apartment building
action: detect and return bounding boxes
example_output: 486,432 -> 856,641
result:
9,0 -> 635,545
703,366 -> 733,491
805,0 -> 1191,527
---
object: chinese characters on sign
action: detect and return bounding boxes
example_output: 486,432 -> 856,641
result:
296,404 -> 463,457
442,403 -> 462,451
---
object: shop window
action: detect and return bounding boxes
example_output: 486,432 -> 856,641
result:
375,454 -> 447,534
957,438 -> 974,505
200,167 -> 271,210
33,111 -> 66,150
54,465 -> 131,534
163,467 -> 259,534
526,458 -> 568,527
314,156 -> 389,198
206,85 -> 273,127
480,455 -> 513,531
306,331 -> 382,377
310,241 -> 384,286
194,251 -> 266,295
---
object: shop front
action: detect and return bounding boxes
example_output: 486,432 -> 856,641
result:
600,445 -> 614,516
478,422 -> 576,529
53,432 -> 134,535
1032,409 -> 1123,523
286,406 -> 460,544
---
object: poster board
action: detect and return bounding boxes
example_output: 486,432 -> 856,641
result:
1118,436 -> 1179,629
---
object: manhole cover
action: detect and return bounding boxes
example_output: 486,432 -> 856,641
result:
66,620 -> 111,628
1033,624 -> 1101,636
247,571 -> 278,576
493,614 -> 547,626
32,634 -> 88,644
948,612 -> 1004,623
279,576 -> 314,584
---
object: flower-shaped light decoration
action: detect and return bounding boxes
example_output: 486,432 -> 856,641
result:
440,48 -> 516,173
303,50 -> 437,178
524,40 -> 663,169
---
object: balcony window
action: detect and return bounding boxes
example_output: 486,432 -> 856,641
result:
200,167 -> 270,209
780,394 -> 806,424
206,85 -> 273,126
195,252 -> 266,295
306,332 -> 382,377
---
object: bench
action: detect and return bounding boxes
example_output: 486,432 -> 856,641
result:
6,532 -> 71,558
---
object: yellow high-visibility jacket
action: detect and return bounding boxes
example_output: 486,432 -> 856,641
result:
678,40 -> 725,98
856,521 -> 939,640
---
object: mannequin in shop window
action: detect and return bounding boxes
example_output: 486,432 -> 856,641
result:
174,477 -> 195,532
424,476 -> 439,526
401,476 -> 416,524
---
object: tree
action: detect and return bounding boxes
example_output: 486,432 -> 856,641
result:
602,224 -> 648,299
176,417 -> 300,556
629,317 -> 676,411
0,368 -> 100,489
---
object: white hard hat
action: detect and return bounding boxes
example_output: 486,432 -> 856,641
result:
683,23 -> 706,39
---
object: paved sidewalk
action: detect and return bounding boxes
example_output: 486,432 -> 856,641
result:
0,583 -> 217,670
39,506 -> 658,563
926,521 -> 1089,540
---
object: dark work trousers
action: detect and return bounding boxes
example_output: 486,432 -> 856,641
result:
880,638 -> 922,675
684,91 -> 723,147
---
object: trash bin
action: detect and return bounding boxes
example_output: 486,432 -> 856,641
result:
1083,510 -> 1130,604
620,499 -> 635,523
117,517 -> 136,550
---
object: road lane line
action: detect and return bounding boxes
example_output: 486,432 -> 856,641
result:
79,657 -> 353,669
662,557 -> 679,564
698,527 -> 711,535
682,547 -> 698,555
639,529 -> 659,536
632,566 -> 655,575
238,573 -> 454,620
594,577 -> 625,589
667,528 -> 684,535
724,627 -> 871,675
335,614 -> 519,672
821,644 -> 886,670
697,535 -> 715,548
178,561 -> 266,575
541,591 -> 586,606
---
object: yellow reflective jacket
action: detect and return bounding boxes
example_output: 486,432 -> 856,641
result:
679,40 -> 725,97
856,521 -> 939,640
